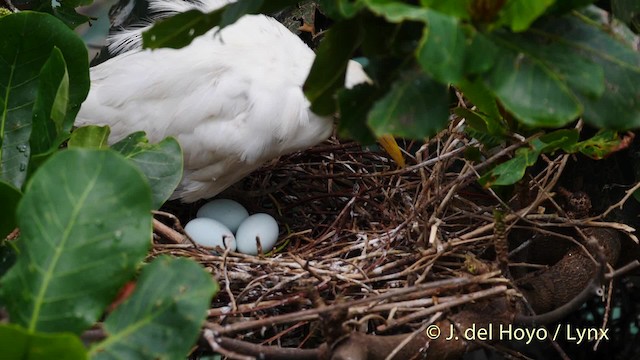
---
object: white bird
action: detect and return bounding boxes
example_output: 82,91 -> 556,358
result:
76,0 -> 402,202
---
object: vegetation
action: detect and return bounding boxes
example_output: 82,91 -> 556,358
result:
0,0 -> 639,359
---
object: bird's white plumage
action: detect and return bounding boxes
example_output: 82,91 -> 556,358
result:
76,0 -> 370,202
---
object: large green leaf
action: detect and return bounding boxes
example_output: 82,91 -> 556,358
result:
416,10 -> 466,83
0,323 -> 87,360
531,13 -> 640,129
0,12 -> 89,188
483,45 -> 582,127
497,0 -> 555,32
112,132 -> 183,209
30,47 -> 69,156
304,17 -> 363,116
368,70 -> 449,138
0,149 -> 152,334
0,180 -> 21,239
89,256 -> 218,360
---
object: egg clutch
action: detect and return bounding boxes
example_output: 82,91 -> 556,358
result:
184,199 -> 279,255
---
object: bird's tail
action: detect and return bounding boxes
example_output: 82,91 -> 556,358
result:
108,0 -> 235,55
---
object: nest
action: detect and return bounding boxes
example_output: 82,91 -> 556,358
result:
151,121 -> 639,359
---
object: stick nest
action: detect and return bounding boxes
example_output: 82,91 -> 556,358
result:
150,122 -> 634,352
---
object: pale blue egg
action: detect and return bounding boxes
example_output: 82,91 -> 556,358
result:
185,217 -> 236,251
235,213 -> 279,255
197,199 -> 249,233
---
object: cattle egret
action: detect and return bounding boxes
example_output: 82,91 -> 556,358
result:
76,0 -> 404,202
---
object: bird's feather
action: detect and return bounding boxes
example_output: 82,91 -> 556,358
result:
76,0 -> 369,202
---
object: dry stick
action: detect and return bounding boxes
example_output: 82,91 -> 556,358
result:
376,285 -> 508,332
152,218 -> 187,244
600,181 -> 640,219
208,273 -> 500,335
203,329 -> 257,360
594,276 -> 615,351
606,260 -> 640,280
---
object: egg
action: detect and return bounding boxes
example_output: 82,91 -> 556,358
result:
196,199 -> 249,233
235,213 -> 279,255
184,217 -> 236,251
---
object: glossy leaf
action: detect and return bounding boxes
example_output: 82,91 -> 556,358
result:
533,14 -> 640,129
0,324 -> 87,360
30,47 -> 69,156
483,45 -> 582,127
0,12 -> 89,188
416,10 -> 465,83
305,18 -> 362,116
498,0 -> 555,32
0,180 -> 21,239
112,132 -> 183,209
0,149 -> 152,334
68,126 -> 111,149
90,256 -> 218,360
368,71 -> 449,138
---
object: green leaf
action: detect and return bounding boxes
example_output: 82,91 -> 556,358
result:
318,0 -> 365,19
68,126 -> 111,149
419,0 -> 471,19
304,17 -> 362,115
0,323 -> 87,360
368,70 -> 449,138
462,30 -> 499,75
336,84 -> 378,144
89,256 -> 218,360
0,12 -> 89,188
112,133 -> 183,209
456,79 -> 505,135
143,9 -> 222,50
416,10 -> 466,83
572,130 -> 621,159
479,140 -> 545,187
483,44 -> 582,127
480,130 -> 579,187
143,0 -> 299,50
364,0 -> 430,23
498,0 -> 555,32
0,180 -> 21,239
0,149 -> 152,334
31,47 -> 69,156
532,13 -> 640,129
